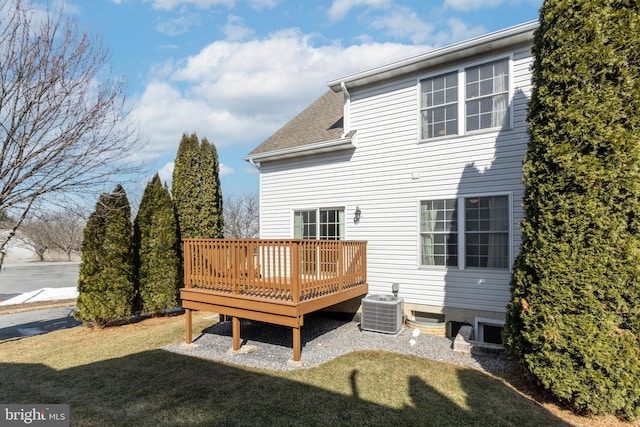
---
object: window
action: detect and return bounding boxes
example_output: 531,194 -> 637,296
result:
465,59 -> 509,132
465,196 -> 509,269
420,199 -> 458,266
293,210 -> 317,239
319,209 -> 344,240
419,58 -> 510,140
294,208 -> 344,240
420,71 -> 458,139
420,195 -> 509,269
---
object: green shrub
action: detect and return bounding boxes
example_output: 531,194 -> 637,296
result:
504,0 -> 640,420
172,133 -> 224,239
134,174 -> 181,315
75,185 -> 135,326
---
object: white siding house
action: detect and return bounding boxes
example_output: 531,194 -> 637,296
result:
245,21 -> 538,337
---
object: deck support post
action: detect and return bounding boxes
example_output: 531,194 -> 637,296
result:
232,316 -> 241,351
185,308 -> 193,344
293,326 -> 301,362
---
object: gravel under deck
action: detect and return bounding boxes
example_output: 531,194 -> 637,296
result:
163,312 -> 516,375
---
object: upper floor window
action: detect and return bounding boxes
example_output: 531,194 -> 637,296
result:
465,59 -> 509,132
294,208 -> 344,240
419,58 -> 510,140
420,71 -> 458,139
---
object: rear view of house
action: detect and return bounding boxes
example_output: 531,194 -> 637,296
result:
245,21 -> 538,343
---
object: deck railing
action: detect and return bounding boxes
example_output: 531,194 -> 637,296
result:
183,239 -> 367,303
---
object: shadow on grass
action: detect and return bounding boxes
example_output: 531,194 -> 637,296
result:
1,349 -> 572,426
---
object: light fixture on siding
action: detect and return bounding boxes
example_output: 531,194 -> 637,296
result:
392,283 -> 399,297
354,206 -> 362,224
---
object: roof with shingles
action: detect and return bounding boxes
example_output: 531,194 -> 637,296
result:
247,90 -> 345,157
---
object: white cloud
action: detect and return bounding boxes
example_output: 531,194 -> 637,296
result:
327,0 -> 390,21
221,15 -> 254,41
146,0 -> 235,11
371,7 -> 433,44
131,29 -> 430,161
443,0 -> 506,11
156,9 -> 203,35
157,161 -> 175,185
247,0 -> 279,9
438,18 -> 486,45
219,163 -> 235,176
155,160 -> 232,188
370,7 -> 485,45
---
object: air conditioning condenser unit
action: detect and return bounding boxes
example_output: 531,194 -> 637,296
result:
361,294 -> 403,334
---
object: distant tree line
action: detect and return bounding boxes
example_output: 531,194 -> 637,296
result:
7,208 -> 86,262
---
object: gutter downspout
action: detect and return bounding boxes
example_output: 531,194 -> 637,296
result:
248,157 -> 259,170
340,81 -> 350,139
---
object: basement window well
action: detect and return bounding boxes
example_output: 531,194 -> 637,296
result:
474,317 -> 504,345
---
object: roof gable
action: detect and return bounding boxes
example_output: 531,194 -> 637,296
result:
247,90 -> 345,159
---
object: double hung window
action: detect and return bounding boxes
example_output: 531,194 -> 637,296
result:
420,195 -> 509,269
294,208 -> 344,240
465,59 -> 510,132
420,199 -> 458,266
420,71 -> 458,139
419,57 -> 510,140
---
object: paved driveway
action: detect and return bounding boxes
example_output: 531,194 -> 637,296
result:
0,307 -> 81,340
0,262 -> 81,340
0,262 -> 79,298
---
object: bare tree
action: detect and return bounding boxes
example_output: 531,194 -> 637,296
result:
14,217 -> 49,261
223,192 -> 259,239
0,0 -> 142,269
47,207 -> 85,260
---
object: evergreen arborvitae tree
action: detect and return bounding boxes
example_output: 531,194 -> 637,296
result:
134,174 -> 181,315
199,138 -> 224,237
75,185 -> 135,326
172,133 -> 224,239
504,1 -> 640,419
172,133 -> 200,239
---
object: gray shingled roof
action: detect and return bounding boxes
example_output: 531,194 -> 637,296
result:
247,90 -> 345,157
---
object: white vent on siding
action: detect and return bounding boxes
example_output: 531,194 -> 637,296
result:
361,294 -> 403,334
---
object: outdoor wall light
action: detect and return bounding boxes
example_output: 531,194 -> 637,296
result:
354,206 -> 362,224
392,283 -> 399,297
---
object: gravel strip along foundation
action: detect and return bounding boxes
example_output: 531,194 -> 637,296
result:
164,313 -> 516,374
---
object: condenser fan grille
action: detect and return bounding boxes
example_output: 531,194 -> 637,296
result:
361,294 -> 403,334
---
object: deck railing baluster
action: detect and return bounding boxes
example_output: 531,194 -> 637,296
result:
183,239 -> 367,300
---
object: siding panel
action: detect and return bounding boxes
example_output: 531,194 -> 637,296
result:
259,49 -> 533,317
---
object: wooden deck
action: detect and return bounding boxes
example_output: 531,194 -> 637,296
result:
180,239 -> 368,361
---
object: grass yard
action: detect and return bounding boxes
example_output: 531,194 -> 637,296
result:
0,312 -> 634,426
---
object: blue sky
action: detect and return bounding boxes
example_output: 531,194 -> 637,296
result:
56,0 -> 542,200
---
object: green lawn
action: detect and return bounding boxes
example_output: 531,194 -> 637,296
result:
0,312 -> 622,426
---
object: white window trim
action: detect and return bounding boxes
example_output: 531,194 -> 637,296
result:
291,206 -> 347,240
417,192 -> 513,271
416,54 -> 514,143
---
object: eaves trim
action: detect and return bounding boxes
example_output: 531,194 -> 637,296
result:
327,20 -> 538,92
244,135 -> 356,164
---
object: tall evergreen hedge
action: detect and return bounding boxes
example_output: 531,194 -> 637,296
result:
172,133 -> 200,239
504,0 -> 640,419
172,133 -> 224,239
75,185 -> 135,326
133,174 -> 181,315
198,138 -> 224,237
